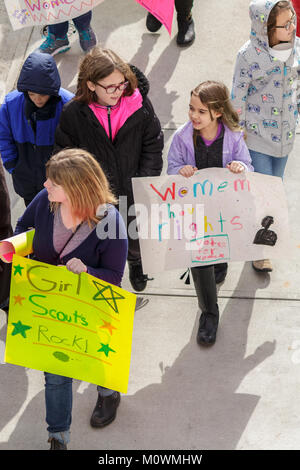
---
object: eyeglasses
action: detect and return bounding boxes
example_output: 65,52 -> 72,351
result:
275,15 -> 296,31
96,81 -> 129,94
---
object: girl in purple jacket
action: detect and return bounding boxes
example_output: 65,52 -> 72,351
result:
167,81 -> 253,346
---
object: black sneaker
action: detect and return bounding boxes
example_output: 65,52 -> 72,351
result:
129,262 -> 152,292
146,12 -> 163,32
48,438 -> 67,450
90,392 -> 121,428
197,311 -> 219,346
214,263 -> 228,284
177,15 -> 195,47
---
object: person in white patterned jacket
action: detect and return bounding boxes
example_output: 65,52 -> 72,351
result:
231,0 -> 300,273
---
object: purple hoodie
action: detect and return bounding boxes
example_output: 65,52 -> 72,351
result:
167,121 -> 253,174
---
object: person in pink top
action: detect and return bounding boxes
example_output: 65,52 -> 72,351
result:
54,46 -> 164,293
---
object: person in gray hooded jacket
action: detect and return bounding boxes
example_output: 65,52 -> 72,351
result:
231,0 -> 300,272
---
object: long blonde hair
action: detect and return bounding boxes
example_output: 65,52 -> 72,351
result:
46,148 -> 117,225
191,80 -> 243,135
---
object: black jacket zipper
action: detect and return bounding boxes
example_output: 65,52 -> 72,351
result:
107,106 -> 112,141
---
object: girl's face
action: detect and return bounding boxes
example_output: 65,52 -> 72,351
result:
189,94 -> 221,133
272,8 -> 295,45
87,69 -> 126,106
28,91 -> 50,108
44,178 -> 68,204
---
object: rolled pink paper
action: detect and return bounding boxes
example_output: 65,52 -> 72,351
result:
0,229 -> 35,263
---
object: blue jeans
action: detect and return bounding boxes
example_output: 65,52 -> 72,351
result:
48,11 -> 92,37
45,372 -> 115,445
249,149 -> 288,179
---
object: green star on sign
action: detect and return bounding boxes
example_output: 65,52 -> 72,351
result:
11,321 -> 32,339
97,343 -> 116,357
92,281 -> 125,313
13,264 -> 24,276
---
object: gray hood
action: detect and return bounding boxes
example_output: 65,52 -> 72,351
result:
249,0 -> 296,51
231,0 -> 300,158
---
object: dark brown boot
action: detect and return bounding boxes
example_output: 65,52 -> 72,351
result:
48,438 -> 67,450
90,392 -> 121,428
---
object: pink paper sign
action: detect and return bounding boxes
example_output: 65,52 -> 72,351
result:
136,0 -> 175,35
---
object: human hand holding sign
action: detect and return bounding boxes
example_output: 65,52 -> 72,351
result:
227,161 -> 245,173
179,165 -> 198,177
66,258 -> 87,274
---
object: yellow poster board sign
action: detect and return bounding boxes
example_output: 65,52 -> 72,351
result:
5,255 -> 136,393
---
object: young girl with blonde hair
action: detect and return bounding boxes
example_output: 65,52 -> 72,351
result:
54,46 -> 163,293
168,80 -> 253,346
15,148 -> 128,449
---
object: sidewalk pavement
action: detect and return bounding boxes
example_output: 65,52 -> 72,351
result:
1,0 -> 300,450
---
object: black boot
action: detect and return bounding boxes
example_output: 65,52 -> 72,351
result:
128,261 -> 152,292
90,391 -> 120,428
191,266 -> 219,346
214,263 -> 228,284
197,310 -> 219,346
176,14 -> 195,47
146,12 -> 163,32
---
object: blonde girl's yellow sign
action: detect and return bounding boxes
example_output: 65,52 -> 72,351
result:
5,255 -> 136,393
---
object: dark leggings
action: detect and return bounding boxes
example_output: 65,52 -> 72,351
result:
175,0 -> 194,17
48,11 -> 92,37
190,265 -> 219,318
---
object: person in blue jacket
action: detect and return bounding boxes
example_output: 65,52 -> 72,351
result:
0,51 -> 73,207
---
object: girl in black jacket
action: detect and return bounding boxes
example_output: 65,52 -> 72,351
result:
54,46 -> 164,292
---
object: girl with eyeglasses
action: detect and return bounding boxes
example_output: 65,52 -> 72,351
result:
54,46 -> 163,294
231,0 -> 299,273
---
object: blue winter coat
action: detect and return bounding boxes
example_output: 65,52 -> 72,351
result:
0,52 -> 73,200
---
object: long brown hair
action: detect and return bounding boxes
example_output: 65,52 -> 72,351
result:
75,46 -> 138,104
46,148 -> 117,225
191,80 -> 243,136
267,1 -> 293,47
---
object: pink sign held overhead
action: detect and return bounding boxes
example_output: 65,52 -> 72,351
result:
136,0 -> 175,35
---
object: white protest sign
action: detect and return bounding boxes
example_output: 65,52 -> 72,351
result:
5,0 -> 104,31
132,168 -> 291,274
